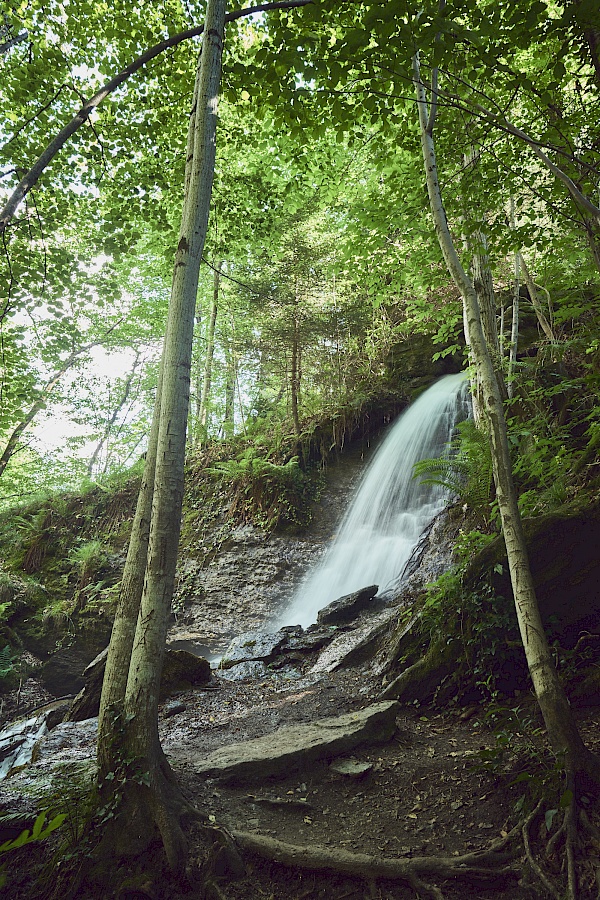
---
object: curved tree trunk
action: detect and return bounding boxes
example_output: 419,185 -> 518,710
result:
0,330 -> 119,480
517,254 -> 556,342
413,53 -> 596,773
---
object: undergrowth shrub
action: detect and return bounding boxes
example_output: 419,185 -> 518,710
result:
413,419 -> 494,526
209,450 -> 322,529
416,560 -> 525,703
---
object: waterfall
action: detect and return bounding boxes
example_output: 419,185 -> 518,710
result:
282,373 -> 470,628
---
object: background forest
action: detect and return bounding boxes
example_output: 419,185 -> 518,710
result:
0,0 -> 597,510
1,0 -> 600,897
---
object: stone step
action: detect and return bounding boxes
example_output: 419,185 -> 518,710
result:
187,700 -> 398,782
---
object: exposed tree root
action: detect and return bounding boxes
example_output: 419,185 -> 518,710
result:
523,801 -> 562,900
231,829 -> 521,899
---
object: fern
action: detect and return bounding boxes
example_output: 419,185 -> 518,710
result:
414,419 -> 494,523
209,452 -> 316,528
0,644 -> 15,681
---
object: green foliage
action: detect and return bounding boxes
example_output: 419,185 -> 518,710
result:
0,811 -> 66,889
414,419 -> 494,525
0,644 -> 16,684
69,540 -> 107,578
417,566 -> 523,704
210,450 -> 321,529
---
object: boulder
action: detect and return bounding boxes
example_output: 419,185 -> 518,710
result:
311,608 -> 398,674
220,629 -> 299,669
189,700 -> 398,781
219,661 -> 269,681
316,585 -> 379,626
65,646 -> 212,722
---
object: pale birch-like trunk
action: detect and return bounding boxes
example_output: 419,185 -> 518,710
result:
518,253 -> 555,342
97,0 -> 227,870
290,299 -> 301,441
412,53 -> 595,771
198,261 -> 221,443
507,198 -> 520,398
87,350 -> 141,478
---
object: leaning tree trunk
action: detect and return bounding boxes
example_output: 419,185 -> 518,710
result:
412,53 -> 596,775
517,253 -> 555,342
87,350 -> 141,478
97,0 -> 227,873
197,261 -> 221,444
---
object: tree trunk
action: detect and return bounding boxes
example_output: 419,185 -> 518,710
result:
97,0 -> 226,872
197,261 -> 221,444
87,350 -> 141,478
517,254 -> 555,342
97,365 -> 162,779
223,340 -> 235,437
413,53 -> 596,774
0,333 -> 117,480
290,281 -> 301,442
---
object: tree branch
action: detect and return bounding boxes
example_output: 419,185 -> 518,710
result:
0,0 -> 314,235
0,31 -> 28,56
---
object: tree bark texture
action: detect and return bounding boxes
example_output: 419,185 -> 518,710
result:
123,0 -> 225,761
517,254 -> 555,342
413,54 -> 593,769
97,366 -> 161,779
97,0 -> 227,869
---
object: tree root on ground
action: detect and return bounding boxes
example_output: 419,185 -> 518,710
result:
231,828 -> 521,899
519,769 -> 600,900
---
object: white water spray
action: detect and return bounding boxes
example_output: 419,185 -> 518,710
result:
283,373 -> 470,627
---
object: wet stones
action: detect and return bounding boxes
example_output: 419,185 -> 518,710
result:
65,646 -> 212,723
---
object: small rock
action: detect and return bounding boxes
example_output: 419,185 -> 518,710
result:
329,759 -> 373,778
163,701 -> 186,717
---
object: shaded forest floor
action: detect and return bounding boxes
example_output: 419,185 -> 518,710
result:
6,657 -> 600,899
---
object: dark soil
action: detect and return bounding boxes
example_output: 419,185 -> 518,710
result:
3,654 -> 600,899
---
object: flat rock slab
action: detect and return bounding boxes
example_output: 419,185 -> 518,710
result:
188,700 -> 398,782
221,628 -> 301,669
310,607 -> 398,674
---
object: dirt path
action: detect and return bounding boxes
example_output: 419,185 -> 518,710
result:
154,660 -> 600,899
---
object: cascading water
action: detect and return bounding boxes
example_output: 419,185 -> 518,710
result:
282,373 -> 470,628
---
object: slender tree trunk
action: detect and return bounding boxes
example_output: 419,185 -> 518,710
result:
0,332 -> 118,480
290,282 -> 302,442
87,350 -> 141,478
517,254 -> 556,342
97,0 -> 227,872
97,365 -> 162,779
413,53 -> 596,774
223,342 -> 235,436
506,199 -> 520,398
198,261 -> 221,444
